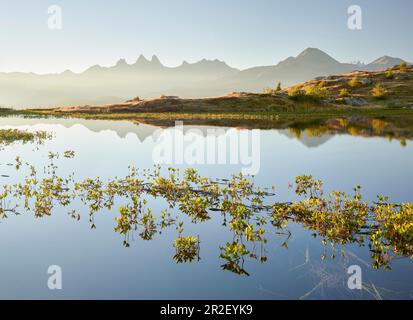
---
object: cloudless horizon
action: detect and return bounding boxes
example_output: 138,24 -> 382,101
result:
0,0 -> 412,73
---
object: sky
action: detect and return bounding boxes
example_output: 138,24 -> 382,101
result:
0,0 -> 412,73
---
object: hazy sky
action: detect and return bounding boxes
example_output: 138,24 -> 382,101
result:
0,0 -> 412,73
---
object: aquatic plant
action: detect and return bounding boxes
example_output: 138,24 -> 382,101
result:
173,235 -> 200,263
0,129 -> 52,149
1,153 -> 413,275
370,199 -> 413,269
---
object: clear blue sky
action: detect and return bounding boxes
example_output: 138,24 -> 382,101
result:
0,0 -> 412,73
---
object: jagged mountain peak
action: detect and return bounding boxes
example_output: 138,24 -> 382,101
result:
150,55 -> 162,65
177,58 -> 235,71
135,54 -> 150,64
195,58 -> 231,68
116,58 -> 128,66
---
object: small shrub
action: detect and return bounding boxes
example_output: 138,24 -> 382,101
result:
304,85 -> 327,99
385,71 -> 394,79
262,87 -> 273,94
262,82 -> 282,95
399,61 -> 408,72
371,83 -> 387,99
348,77 -> 362,88
339,88 -> 350,97
263,82 -> 282,94
287,87 -> 306,100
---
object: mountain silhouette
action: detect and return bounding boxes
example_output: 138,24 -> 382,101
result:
365,55 -> 405,70
0,48 -> 408,108
224,48 -> 357,92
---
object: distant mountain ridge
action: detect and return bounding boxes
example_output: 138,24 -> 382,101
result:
0,48 -> 409,108
83,54 -> 239,78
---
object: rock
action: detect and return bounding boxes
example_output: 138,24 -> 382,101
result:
314,76 -> 327,81
396,74 -> 410,80
126,96 -> 141,103
344,97 -> 368,106
337,77 -> 352,83
349,115 -> 366,122
359,78 -> 373,85
160,95 -> 180,99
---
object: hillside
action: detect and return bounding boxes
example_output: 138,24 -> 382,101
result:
282,63 -> 413,108
33,64 -> 413,116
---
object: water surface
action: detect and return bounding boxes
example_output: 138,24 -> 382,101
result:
0,116 -> 412,299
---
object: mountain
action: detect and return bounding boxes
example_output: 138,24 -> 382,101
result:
176,59 -> 238,78
365,56 -> 405,71
0,49 -> 408,108
223,48 -> 358,92
83,55 -> 237,78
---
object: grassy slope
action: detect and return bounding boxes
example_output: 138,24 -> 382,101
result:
18,65 -> 411,116
1,65 -> 412,129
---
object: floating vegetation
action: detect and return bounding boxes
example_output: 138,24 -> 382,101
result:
0,129 -> 53,150
1,153 -> 413,275
63,150 -> 75,158
173,235 -> 200,263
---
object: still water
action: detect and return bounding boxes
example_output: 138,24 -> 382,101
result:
0,116 -> 412,299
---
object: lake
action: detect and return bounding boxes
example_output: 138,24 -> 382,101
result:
0,116 -> 412,299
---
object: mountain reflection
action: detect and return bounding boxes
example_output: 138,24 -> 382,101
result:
0,115 -> 411,148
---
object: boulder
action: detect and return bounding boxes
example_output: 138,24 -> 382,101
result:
359,79 -> 373,85
344,97 -> 368,106
396,74 -> 410,80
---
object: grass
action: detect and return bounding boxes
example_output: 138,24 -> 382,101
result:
20,105 -> 413,121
